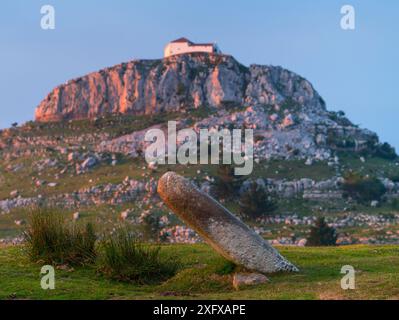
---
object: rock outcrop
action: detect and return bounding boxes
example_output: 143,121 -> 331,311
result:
33,52 -> 383,161
35,53 -> 325,122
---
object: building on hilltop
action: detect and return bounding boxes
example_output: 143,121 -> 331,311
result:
164,37 -> 222,58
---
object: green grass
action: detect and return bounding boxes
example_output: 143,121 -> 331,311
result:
1,244 -> 399,300
13,112 -> 183,138
338,152 -> 399,178
24,208 -> 96,266
98,228 -> 180,284
249,159 -> 336,181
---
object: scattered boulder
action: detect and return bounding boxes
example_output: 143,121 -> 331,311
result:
36,180 -> 45,187
14,220 -> 25,226
120,209 -> 133,220
269,114 -> 278,122
148,161 -> 158,171
282,114 -> 295,128
305,158 -> 313,166
81,157 -> 97,171
10,190 -> 19,198
68,152 -> 78,162
232,273 -> 269,290
371,200 -> 379,208
297,238 -> 307,247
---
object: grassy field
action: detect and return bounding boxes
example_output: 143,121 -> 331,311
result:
1,244 -> 399,300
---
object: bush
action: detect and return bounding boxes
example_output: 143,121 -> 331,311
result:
213,164 -> 243,200
390,198 -> 399,210
24,207 -> 96,265
239,181 -> 277,220
327,132 -> 356,149
138,211 -> 162,242
306,217 -> 337,247
342,172 -> 387,204
98,227 -> 179,284
375,142 -> 397,160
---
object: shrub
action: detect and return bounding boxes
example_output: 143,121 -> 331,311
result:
212,164 -> 243,200
375,142 -> 397,160
342,172 -> 387,204
239,181 -> 277,220
306,217 -> 337,247
24,207 -> 96,265
98,227 -> 179,284
390,198 -> 399,210
390,175 -> 399,183
138,211 -> 162,242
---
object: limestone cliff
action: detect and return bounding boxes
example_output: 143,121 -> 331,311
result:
35,53 -> 325,121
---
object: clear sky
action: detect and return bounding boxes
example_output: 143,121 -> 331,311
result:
1,0 -> 398,150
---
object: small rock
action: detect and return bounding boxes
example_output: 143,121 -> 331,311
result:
305,158 -> 313,166
297,238 -> 307,247
35,180 -> 45,187
269,114 -> 279,122
148,161 -> 158,171
81,157 -> 97,170
232,273 -> 269,290
371,200 -> 379,208
10,190 -> 19,198
282,114 -> 294,127
120,209 -> 132,220
56,265 -> 75,272
14,220 -> 25,226
67,152 -> 77,162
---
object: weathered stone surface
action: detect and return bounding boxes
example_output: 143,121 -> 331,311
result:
0,179 -> 147,213
157,171 -> 298,274
232,272 -> 269,289
35,53 -> 324,122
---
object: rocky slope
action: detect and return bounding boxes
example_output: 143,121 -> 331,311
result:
36,53 -> 325,121
35,52 -> 382,161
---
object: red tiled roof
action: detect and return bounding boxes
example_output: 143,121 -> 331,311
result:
171,37 -> 193,44
170,37 -> 214,47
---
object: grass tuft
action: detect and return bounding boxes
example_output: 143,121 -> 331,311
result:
24,207 -> 96,266
98,227 -> 180,284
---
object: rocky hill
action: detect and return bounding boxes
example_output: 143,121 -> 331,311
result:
35,53 -> 384,162
36,53 -> 325,121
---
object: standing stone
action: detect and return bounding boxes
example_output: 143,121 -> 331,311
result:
158,172 -> 298,274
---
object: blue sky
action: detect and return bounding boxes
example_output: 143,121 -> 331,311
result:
1,0 -> 398,150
